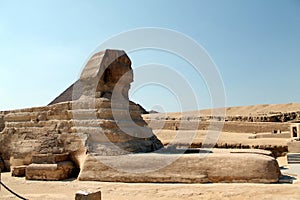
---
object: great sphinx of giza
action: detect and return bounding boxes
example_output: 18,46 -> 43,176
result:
0,49 -> 163,180
0,49 -> 281,183
48,49 -> 164,155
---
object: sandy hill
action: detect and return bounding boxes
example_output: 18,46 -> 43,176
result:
143,102 -> 300,120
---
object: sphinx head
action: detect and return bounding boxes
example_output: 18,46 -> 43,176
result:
79,49 -> 133,101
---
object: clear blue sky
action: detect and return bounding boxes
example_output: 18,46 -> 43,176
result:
0,0 -> 299,112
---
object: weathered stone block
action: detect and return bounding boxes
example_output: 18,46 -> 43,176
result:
79,152 -> 281,183
32,153 -> 69,164
288,140 -> 300,153
26,161 -> 74,181
75,190 -> 101,200
287,153 -> 300,164
10,157 -> 30,167
11,165 -> 27,177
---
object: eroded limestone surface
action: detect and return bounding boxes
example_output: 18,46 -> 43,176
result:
79,152 -> 281,183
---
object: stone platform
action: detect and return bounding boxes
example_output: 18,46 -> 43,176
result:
26,161 -> 74,181
79,150 -> 281,183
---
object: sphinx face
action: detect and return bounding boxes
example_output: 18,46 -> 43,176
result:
78,49 -> 133,100
98,51 -> 133,100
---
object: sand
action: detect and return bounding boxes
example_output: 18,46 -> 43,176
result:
0,172 -> 300,200
0,156 -> 300,200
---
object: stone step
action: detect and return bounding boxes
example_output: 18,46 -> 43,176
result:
72,99 -> 141,110
71,126 -> 104,134
26,161 -> 74,181
288,158 -> 300,161
71,108 -> 142,120
287,153 -> 300,164
71,119 -> 146,127
78,153 -> 281,183
287,157 -> 300,159
4,112 -> 38,122
5,109 -> 72,122
32,153 -> 70,164
71,119 -> 102,127
73,125 -> 153,139
11,165 -> 27,177
287,154 -> 300,159
288,161 -> 300,164
71,109 -> 98,119
72,119 -> 147,129
97,109 -> 142,120
74,130 -> 151,144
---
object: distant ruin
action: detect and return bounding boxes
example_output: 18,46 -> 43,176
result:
0,49 -> 281,183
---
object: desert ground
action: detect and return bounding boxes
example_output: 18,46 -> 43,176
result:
0,156 -> 300,200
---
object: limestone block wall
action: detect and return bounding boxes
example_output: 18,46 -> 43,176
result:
145,119 -> 290,133
226,112 -> 300,122
0,98 -> 163,171
143,111 -> 300,125
0,102 -> 85,170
